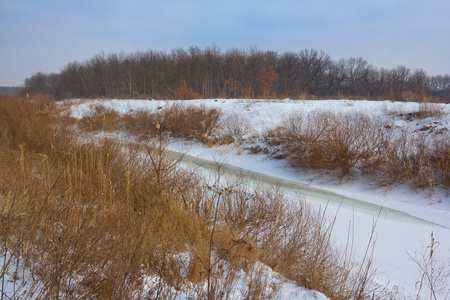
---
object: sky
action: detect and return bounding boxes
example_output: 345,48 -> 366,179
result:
1,0 -> 450,86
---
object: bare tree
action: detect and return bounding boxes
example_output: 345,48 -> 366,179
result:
22,46 -> 449,102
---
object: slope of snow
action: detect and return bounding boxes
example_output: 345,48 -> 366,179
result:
66,98 -> 450,299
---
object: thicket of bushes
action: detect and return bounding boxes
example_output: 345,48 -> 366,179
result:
22,46 -> 450,102
1,95 -> 391,298
263,110 -> 450,193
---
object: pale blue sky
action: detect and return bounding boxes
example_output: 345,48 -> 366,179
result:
1,0 -> 449,86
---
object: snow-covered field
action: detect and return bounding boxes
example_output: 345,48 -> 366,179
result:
65,98 -> 450,298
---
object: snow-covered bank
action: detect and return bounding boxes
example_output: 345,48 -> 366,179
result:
164,140 -> 450,299
67,98 -> 450,299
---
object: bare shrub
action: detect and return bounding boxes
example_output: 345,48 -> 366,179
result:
378,130 -> 418,187
157,102 -> 223,142
409,232 -> 450,299
265,109 -> 449,192
78,103 -> 121,132
434,138 -> 450,191
221,114 -> 253,143
121,109 -> 158,139
217,183 -> 382,299
265,111 -> 389,180
215,112 -> 254,145
380,132 -> 450,193
112,103 -> 224,143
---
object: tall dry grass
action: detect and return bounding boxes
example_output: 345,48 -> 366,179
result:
0,94 -> 390,299
0,93 -> 74,155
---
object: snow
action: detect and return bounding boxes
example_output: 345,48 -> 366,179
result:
139,261 -> 329,300
33,98 -> 450,298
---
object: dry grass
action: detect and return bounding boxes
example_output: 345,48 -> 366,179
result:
0,94 -> 391,299
0,94 -> 74,155
389,100 -> 444,122
418,101 -> 445,120
264,110 -> 450,193
90,102 -> 224,144
218,185 -> 379,299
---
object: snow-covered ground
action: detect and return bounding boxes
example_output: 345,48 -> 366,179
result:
66,98 -> 450,299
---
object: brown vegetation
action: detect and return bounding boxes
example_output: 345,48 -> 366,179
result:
265,111 -> 390,180
264,110 -> 450,193
122,102 -> 223,143
1,95 -> 390,299
79,103 -> 121,132
74,100 -> 449,194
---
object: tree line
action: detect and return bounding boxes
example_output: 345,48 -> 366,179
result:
23,46 -> 450,102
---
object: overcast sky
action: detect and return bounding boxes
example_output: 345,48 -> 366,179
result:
1,0 -> 449,86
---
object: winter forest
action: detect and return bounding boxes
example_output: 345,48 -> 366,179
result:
23,46 -> 450,102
